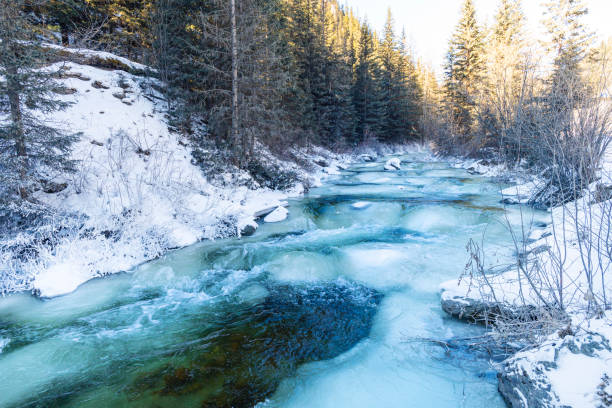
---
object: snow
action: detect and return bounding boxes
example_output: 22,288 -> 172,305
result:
263,206 -> 289,223
42,43 -> 150,72
500,180 -> 544,204
384,157 -> 401,171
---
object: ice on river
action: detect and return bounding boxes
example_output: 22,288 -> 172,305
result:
269,291 -> 504,408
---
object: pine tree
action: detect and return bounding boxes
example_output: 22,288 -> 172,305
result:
351,22 -> 384,143
396,28 -> 422,140
0,0 -> 78,204
484,0 -> 527,153
378,8 -> 399,142
444,0 -> 485,138
543,0 -> 594,110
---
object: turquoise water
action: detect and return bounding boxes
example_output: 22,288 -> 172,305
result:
0,152 -> 548,407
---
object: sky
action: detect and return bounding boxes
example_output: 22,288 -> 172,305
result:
343,0 -> 612,73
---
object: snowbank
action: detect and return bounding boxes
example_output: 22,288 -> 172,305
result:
42,43 -> 150,73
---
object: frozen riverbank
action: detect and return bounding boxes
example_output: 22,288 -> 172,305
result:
439,157 -> 612,407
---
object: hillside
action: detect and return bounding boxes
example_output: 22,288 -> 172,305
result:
0,50 -> 351,298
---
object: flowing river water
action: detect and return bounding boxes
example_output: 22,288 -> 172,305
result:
0,151 -> 548,407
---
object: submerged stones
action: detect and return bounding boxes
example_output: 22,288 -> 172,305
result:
125,282 -> 382,408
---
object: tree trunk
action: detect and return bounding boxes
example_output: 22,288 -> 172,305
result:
61,26 -> 69,46
230,0 -> 240,162
7,65 -> 28,199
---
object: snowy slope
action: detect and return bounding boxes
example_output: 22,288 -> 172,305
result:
0,52 -> 351,298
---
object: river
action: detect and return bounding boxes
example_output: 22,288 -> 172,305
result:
0,150 -> 548,407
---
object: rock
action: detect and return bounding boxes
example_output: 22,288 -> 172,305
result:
65,72 -> 91,81
264,206 -> 288,223
498,330 -> 612,408
90,139 -> 104,146
384,158 -> 401,171
441,293 -> 539,324
92,80 -> 109,89
52,86 -> 77,95
358,154 -> 376,162
240,223 -> 257,237
315,159 -> 329,167
41,181 -> 68,194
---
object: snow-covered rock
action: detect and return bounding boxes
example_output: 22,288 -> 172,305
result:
263,206 -> 288,223
498,314 -> 612,408
384,158 -> 401,171
501,180 -> 544,205
358,154 -> 376,162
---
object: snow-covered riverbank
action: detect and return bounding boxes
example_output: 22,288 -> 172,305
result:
440,157 -> 612,407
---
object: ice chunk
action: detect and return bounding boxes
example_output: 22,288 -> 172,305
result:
264,206 -> 289,223
0,338 -> 9,354
384,158 -> 401,171
351,201 -> 372,210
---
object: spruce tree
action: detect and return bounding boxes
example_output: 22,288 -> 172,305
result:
352,22 -> 384,143
444,0 -> 485,138
543,0 -> 593,110
0,0 -> 78,205
378,8 -> 399,142
396,28 -> 422,141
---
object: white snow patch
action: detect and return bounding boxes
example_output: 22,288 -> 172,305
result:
264,206 -> 289,223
